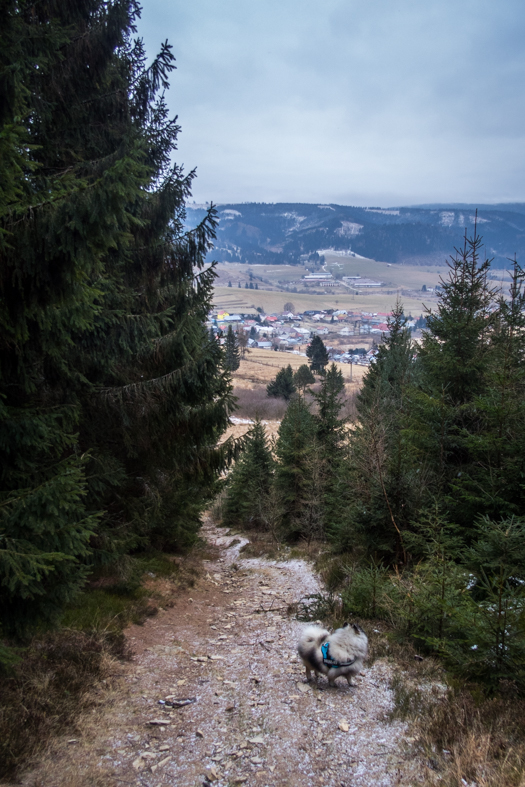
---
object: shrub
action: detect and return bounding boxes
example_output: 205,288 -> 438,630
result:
233,387 -> 288,420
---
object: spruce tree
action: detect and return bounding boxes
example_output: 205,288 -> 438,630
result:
345,301 -> 416,560
311,363 -> 351,540
411,228 -> 498,534
0,0 -> 233,634
224,325 -> 241,371
307,335 -> 329,373
439,515 -> 525,690
293,364 -> 315,393
0,0 -> 135,633
448,259 -> 525,524
274,395 -> 317,540
267,365 -> 296,400
222,419 -> 273,529
419,229 -> 495,405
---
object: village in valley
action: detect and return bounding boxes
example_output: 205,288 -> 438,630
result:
206,251 -> 440,367
210,306 -> 401,366
210,264 -> 427,366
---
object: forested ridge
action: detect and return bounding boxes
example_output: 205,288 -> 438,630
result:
186,201 -> 525,268
0,0 -> 234,641
224,231 -> 525,692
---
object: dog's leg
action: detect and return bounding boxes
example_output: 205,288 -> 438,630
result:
346,675 -> 355,687
305,665 -> 313,681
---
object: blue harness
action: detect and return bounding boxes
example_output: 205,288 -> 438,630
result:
321,641 -> 356,669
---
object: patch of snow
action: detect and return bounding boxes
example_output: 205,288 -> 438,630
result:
220,209 -> 242,218
230,416 -> 274,426
440,211 -> 455,227
336,221 -> 363,238
317,248 -> 372,260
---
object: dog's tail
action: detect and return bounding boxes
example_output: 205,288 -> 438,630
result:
298,625 -> 329,651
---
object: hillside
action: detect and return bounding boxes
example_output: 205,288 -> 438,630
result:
186,202 -> 525,269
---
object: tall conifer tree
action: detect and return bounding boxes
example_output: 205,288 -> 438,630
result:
311,363 -> 350,540
222,419 -> 273,529
344,302 -> 416,560
411,228 -> 497,534
0,0 -> 233,634
224,325 -> 240,372
307,335 -> 329,373
448,259 -> 525,524
274,395 -> 317,540
267,365 -> 296,400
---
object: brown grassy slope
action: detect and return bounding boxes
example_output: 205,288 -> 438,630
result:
221,349 -> 364,444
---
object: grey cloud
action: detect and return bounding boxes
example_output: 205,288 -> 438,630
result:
137,0 -> 525,205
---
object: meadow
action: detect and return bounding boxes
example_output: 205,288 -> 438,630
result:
211,253 -> 447,316
221,348 -> 366,444
213,284 -> 435,317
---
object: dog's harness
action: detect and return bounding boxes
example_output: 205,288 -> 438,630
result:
321,641 -> 356,669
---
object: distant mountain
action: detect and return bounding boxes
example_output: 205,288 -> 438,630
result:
185,202 -> 525,269
405,203 -> 525,216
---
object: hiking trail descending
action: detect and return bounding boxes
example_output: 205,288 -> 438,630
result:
21,520 -> 423,787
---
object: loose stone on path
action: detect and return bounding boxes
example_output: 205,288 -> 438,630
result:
19,518 -> 424,787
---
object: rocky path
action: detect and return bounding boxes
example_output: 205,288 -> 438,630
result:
20,521 -> 422,787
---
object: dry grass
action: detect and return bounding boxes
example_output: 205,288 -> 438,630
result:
233,350 -> 363,413
390,680 -> 525,787
238,347 -> 366,386
233,385 -> 289,421
0,630 -> 128,780
238,529 -> 288,560
0,543 -> 215,782
214,257 -> 448,292
216,350 -> 361,447
212,256 -> 445,316
214,284 -> 435,317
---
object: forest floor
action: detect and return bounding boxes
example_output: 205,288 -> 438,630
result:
13,520 -> 428,787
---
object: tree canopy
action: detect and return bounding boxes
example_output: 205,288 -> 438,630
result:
0,0 -> 233,635
293,364 -> 315,393
267,365 -> 296,401
224,325 -> 241,371
307,335 -> 329,373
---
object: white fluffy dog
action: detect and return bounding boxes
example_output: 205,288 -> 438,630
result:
297,623 -> 368,687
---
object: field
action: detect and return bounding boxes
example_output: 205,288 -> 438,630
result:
222,348 -> 366,444
323,252 -> 448,290
235,347 -> 367,385
214,284 -> 434,317
211,253 -> 447,316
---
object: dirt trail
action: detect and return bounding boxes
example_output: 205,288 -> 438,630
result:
20,521 -> 423,787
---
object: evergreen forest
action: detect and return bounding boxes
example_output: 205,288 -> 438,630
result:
0,0 -> 235,640
3,3 -> 525,783
224,232 -> 525,692
2,0 -> 525,706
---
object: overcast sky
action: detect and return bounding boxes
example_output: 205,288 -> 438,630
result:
137,0 -> 525,207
